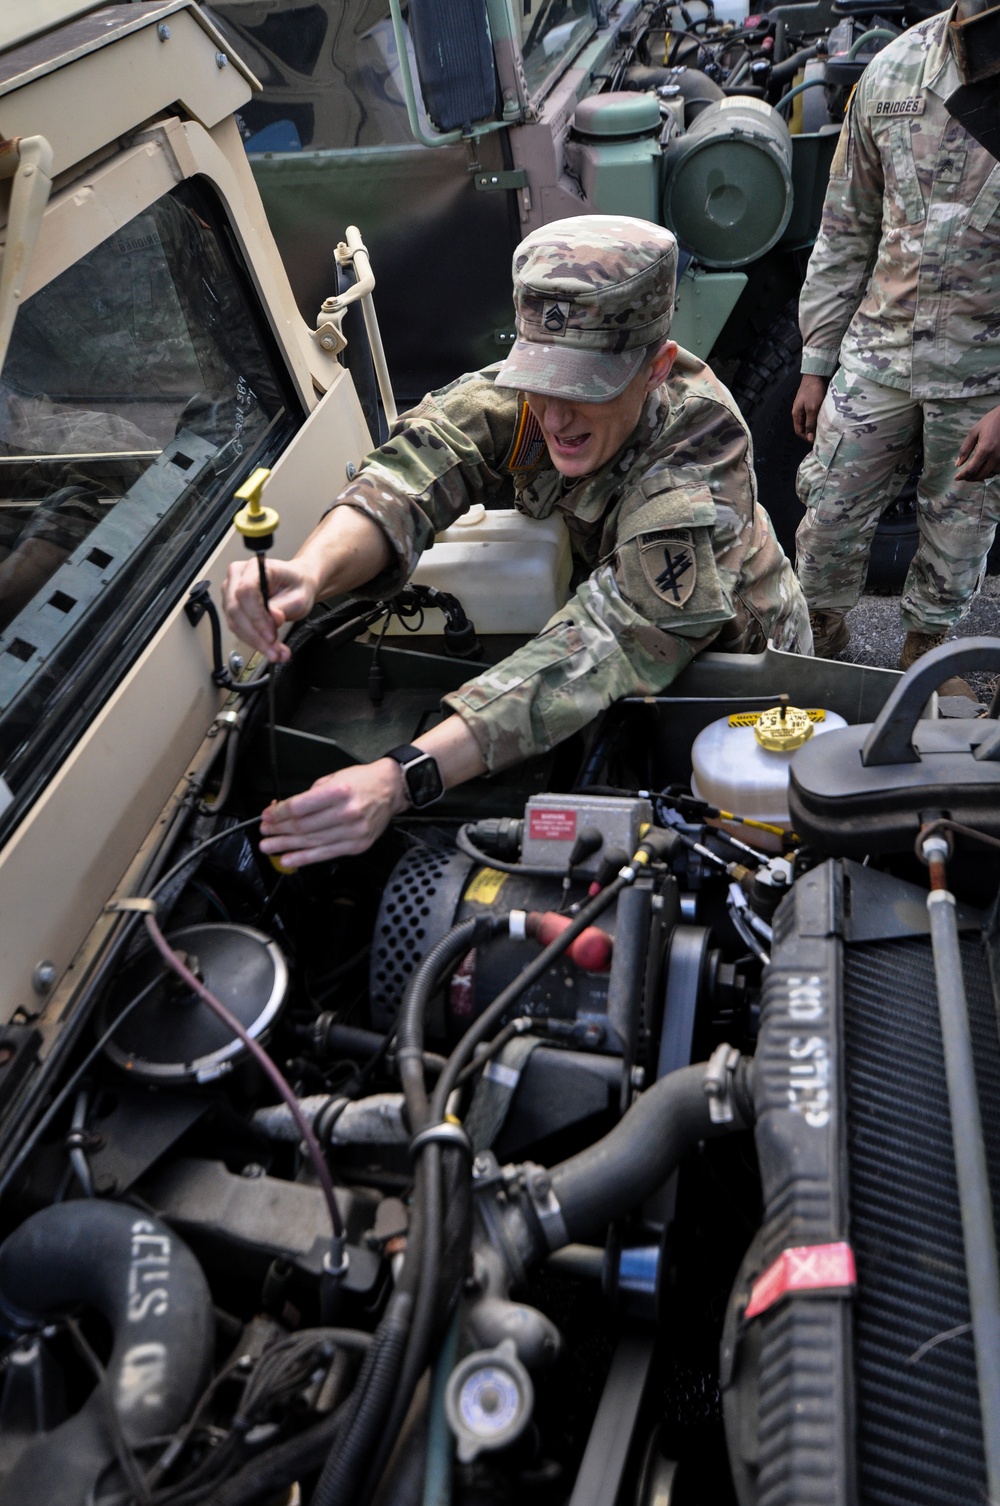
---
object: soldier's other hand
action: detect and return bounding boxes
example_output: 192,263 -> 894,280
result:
221,557 -> 319,664
258,760 -> 407,867
792,375 -> 829,444
955,406 -> 1000,481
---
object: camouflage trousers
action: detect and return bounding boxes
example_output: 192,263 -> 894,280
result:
794,369 -> 1000,630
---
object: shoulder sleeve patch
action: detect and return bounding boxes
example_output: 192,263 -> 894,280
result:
639,530 -> 698,606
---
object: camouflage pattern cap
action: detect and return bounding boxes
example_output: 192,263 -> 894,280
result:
495,215 -> 678,402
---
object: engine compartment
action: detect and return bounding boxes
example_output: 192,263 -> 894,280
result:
1,613 -> 999,1506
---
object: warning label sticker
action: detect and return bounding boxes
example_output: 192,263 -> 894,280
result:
528,808 -> 578,842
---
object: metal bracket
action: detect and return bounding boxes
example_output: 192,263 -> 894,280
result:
474,169 -> 529,192
704,1043 -> 742,1124
0,135 -> 53,379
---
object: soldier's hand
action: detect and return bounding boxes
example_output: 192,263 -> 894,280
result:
792,375 -> 829,444
955,406 -> 1000,481
258,760 -> 408,866
221,556 -> 319,664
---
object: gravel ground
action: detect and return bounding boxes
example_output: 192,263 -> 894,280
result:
840,576 -> 1000,705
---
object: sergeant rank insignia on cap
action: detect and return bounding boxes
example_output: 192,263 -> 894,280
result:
640,530 -> 697,607
542,300 -> 571,333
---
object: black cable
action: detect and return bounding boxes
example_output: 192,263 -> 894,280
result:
65,1314 -> 152,1504
453,1019 -> 532,1089
0,975 -> 162,1200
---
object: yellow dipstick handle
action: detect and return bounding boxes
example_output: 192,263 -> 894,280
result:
234,466 -> 279,542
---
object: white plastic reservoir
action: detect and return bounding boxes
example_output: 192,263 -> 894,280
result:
690,705 -> 848,838
386,506 -> 573,636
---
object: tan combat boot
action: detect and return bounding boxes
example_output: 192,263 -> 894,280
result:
899,629 -> 946,670
809,609 -> 850,659
899,628 -> 977,702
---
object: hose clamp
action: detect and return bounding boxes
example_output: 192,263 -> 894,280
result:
410,1120 -> 472,1159
704,1044 -> 742,1125
522,1162 -> 568,1253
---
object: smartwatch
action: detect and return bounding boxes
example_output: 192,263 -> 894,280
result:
384,744 -> 445,809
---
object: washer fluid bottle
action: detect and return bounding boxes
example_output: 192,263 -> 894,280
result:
690,703 -> 847,846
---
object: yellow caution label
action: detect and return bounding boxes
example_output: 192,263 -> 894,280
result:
727,709 -> 826,728
464,867 -> 508,905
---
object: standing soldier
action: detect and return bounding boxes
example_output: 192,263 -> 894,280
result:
223,216 -> 811,866
792,1 -> 1000,684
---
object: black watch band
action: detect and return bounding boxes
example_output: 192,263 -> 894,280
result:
384,743 -> 445,809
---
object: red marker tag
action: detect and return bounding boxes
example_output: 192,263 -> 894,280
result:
744,1242 -> 856,1320
528,808 -> 577,842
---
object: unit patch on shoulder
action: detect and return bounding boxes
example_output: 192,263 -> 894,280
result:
872,97 -> 925,116
640,529 -> 697,607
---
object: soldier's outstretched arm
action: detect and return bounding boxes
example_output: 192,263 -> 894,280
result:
955,404 -> 1000,481
798,79 -> 885,381
222,370 -> 516,660
221,507 -> 392,663
257,714 -> 486,866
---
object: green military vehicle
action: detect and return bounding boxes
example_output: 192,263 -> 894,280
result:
1,6 -> 1000,1506
211,0 -> 928,580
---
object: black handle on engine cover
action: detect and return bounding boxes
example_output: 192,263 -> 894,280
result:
861,636 -> 1000,767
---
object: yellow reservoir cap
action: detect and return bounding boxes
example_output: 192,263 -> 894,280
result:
753,704 -> 815,752
234,466 -> 279,540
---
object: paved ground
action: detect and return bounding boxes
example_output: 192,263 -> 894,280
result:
841,577 -> 1000,704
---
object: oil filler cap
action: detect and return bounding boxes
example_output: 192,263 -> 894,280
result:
444,1339 -> 533,1461
754,704 -> 814,752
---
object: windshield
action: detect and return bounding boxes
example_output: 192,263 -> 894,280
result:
211,1 -> 429,151
0,179 -> 296,832
519,0 -> 596,97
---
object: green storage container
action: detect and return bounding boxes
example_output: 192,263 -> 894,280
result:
566,91 -> 663,222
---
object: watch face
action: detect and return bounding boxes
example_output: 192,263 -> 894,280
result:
406,753 -> 444,808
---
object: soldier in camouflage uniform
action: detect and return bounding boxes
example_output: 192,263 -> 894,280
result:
793,4 -> 1000,674
223,215 -> 810,865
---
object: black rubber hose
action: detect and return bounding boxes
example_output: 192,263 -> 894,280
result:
310,1291 -> 414,1506
603,882 -> 652,1113
768,43 -> 819,84
0,1200 -> 214,1506
546,1060 -> 754,1251
396,915 -> 500,1132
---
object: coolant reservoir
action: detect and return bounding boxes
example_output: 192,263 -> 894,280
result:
385,507 -> 572,635
690,704 -> 847,837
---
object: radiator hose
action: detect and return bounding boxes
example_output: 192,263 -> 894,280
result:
0,1200 -> 214,1505
526,1058 -> 754,1258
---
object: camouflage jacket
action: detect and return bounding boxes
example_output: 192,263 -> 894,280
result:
799,8 -> 1000,399
331,353 -> 808,772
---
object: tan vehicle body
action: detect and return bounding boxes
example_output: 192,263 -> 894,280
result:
0,1 -> 371,1029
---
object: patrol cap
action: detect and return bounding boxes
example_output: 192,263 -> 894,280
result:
494,215 -> 678,402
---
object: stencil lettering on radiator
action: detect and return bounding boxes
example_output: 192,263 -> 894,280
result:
785,976 -> 830,1127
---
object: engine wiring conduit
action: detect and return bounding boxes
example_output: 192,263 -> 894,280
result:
922,831 -> 1000,1504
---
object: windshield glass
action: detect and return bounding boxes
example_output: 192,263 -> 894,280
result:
211,1 -> 429,151
520,0 -> 596,96
0,179 -> 295,829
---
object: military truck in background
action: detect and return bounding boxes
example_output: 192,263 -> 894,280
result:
210,0 -> 934,582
